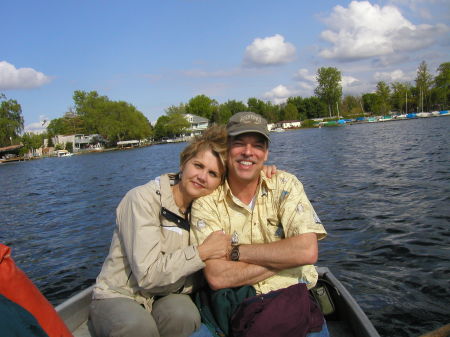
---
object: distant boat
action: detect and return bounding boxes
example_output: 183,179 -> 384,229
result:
417,112 -> 432,118
56,150 -> 73,157
271,127 -> 285,132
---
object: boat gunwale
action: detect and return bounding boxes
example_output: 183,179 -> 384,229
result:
55,266 -> 380,337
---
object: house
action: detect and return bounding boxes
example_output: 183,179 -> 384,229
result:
0,144 -> 24,162
52,134 -> 106,152
183,114 -> 209,138
276,120 -> 302,129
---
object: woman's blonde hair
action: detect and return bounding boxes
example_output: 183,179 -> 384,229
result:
179,125 -> 228,181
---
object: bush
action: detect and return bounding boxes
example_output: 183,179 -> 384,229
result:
65,142 -> 73,152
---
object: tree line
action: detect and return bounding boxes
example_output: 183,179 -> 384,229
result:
1,60 -> 448,149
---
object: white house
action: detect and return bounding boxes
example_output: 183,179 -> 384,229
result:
53,134 -> 106,152
276,120 -> 302,129
183,114 -> 209,137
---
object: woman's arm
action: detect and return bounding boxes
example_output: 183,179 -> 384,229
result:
117,185 -> 205,293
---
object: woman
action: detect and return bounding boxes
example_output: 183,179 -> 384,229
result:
89,126 -> 231,337
90,126 -> 276,337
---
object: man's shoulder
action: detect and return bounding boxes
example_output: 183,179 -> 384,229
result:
192,184 -> 224,208
265,170 -> 302,188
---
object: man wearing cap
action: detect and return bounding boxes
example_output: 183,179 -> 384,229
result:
190,111 -> 328,335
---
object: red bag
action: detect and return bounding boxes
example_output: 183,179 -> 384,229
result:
230,283 -> 324,337
0,244 -> 73,337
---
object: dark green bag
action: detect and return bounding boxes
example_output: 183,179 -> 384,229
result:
194,286 -> 256,337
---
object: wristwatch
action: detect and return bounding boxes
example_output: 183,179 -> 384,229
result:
230,245 -> 240,261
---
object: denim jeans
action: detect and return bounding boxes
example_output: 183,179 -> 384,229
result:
307,321 -> 330,337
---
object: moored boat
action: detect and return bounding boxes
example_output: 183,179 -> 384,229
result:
55,267 -> 380,337
271,127 -> 285,132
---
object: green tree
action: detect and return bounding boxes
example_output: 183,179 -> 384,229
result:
391,82 -> 412,114
47,114 -> 85,136
215,105 -> 232,125
0,93 -> 24,147
153,113 -> 190,139
433,62 -> 450,110
375,81 -> 391,114
185,95 -> 218,120
302,97 -> 328,119
283,103 -> 298,120
341,95 -> 363,116
165,104 -> 187,115
20,132 -> 45,156
362,93 -> 378,114
67,90 -> 152,144
314,67 -> 342,117
287,97 -> 307,120
247,98 -> 279,122
222,100 -> 247,115
65,141 -> 73,152
415,61 -> 433,112
247,98 -> 266,115
154,115 -> 170,139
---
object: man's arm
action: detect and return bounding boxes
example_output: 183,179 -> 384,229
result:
203,259 -> 276,291
238,233 -> 318,270
191,196 -> 276,290
203,232 -> 318,290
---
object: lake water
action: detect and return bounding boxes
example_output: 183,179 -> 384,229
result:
1,117 -> 449,336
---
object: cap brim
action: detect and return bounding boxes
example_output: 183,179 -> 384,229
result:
228,129 -> 270,141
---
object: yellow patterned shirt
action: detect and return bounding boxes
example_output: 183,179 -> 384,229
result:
190,170 -> 327,294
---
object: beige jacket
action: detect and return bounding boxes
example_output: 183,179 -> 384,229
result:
92,174 -> 205,310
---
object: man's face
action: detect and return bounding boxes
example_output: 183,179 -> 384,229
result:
227,133 -> 269,184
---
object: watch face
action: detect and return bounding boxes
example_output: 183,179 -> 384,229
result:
231,246 -> 240,261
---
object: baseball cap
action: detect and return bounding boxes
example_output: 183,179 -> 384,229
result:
226,111 -> 270,141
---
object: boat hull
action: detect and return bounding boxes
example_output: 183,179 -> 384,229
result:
55,267 -> 380,337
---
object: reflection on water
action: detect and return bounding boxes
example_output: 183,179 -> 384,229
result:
1,117 -> 449,336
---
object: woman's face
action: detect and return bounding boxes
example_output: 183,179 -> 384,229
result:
180,149 -> 223,201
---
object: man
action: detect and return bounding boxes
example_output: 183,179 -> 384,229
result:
190,111 -> 328,336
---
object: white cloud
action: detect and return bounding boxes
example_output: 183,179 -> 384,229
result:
374,69 -> 413,82
263,84 -> 299,104
244,34 -> 296,66
24,116 -> 49,134
0,61 -> 51,90
292,68 -> 316,93
342,75 -> 360,89
293,68 -> 316,83
319,1 -> 450,61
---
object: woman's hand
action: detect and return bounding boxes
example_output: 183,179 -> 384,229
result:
198,230 -> 231,261
262,165 -> 277,178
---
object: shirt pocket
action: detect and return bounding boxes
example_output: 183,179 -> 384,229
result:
263,216 -> 285,241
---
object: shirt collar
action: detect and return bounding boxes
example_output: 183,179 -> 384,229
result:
222,170 -> 275,202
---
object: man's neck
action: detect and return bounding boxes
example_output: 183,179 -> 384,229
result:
227,177 -> 260,205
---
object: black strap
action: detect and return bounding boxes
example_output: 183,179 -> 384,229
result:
161,207 -> 190,232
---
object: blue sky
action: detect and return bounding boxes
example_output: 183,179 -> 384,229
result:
1,0 -> 449,132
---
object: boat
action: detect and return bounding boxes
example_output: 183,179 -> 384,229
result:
55,267 -> 380,337
56,150 -> 74,157
271,127 -> 285,132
